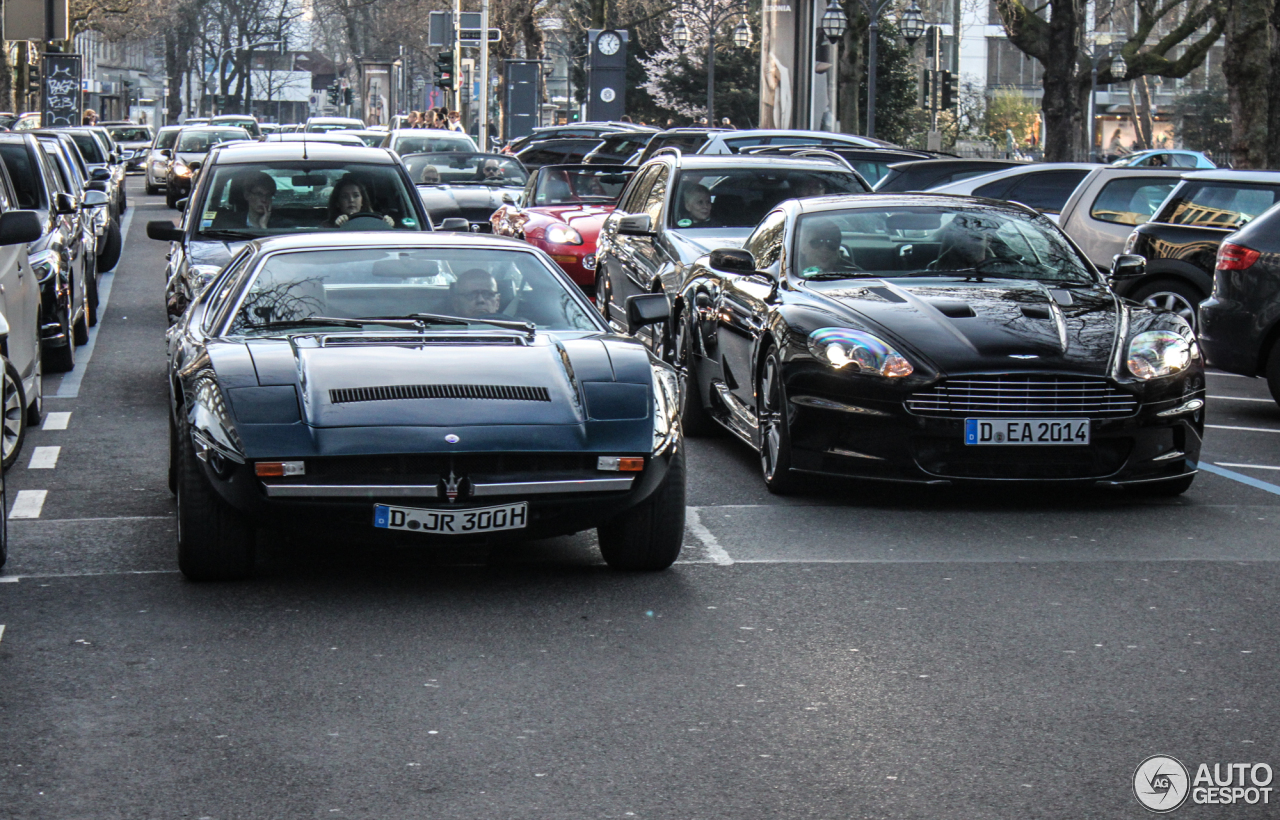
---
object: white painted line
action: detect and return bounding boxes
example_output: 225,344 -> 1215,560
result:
1209,395 -> 1275,402
1207,424 -> 1280,434
8,515 -> 174,523
9,490 -> 48,519
1216,463 -> 1280,471
27,446 -> 60,469
0,625 -> 4,643
53,203 -> 131,399
685,507 -> 734,566
0,569 -> 178,580
42,412 -> 71,430
0,577 -> 18,583
1207,371 -> 1248,377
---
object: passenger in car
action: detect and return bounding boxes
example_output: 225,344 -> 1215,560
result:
214,170 -> 276,229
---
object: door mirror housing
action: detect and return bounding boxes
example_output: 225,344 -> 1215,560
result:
157,148 -> 173,159
501,192 -> 516,205
617,213 -> 654,236
0,210 -> 43,245
176,198 -> 189,212
81,190 -> 109,208
438,217 -> 469,232
55,192 -> 77,215
147,220 -> 184,241
708,248 -> 756,274
1109,253 -> 1146,281
626,293 -> 671,334
89,167 -> 111,181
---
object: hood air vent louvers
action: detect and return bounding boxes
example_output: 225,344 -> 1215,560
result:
330,384 -> 552,404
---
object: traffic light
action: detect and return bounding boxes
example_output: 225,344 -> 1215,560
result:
939,71 -> 959,109
27,62 -> 40,96
327,84 -> 339,105
343,88 -> 353,105
436,51 -> 454,89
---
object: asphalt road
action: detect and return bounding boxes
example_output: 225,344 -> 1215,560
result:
2,179 -> 1279,819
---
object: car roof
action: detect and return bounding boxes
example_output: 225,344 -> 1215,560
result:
262,133 -> 363,143
648,152 -> 867,172
1179,169 -> 1280,183
208,143 -> 397,163
178,125 -> 251,133
247,231 -> 535,255
388,128 -> 472,137
793,191 -> 1040,215
308,117 -> 364,123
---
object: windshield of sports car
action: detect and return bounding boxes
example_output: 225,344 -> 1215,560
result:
792,206 -> 1095,284
404,153 -> 528,186
392,133 -> 476,155
106,125 -> 152,143
223,248 -> 600,335
177,129 -> 251,153
193,161 -> 424,238
533,167 -> 632,205
671,169 -> 866,229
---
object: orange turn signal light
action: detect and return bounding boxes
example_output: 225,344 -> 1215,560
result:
597,456 -> 644,472
255,461 -> 305,477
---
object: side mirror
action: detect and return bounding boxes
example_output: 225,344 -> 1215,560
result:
81,190 -> 109,208
90,168 -> 110,181
55,192 -> 77,215
617,213 -> 653,236
86,180 -> 107,192
1109,253 -> 1146,281
0,210 -> 43,245
158,148 -> 172,159
438,217 -> 469,232
176,198 -> 189,212
147,220 -> 183,241
501,192 -> 516,205
626,293 -> 670,334
708,248 -> 756,274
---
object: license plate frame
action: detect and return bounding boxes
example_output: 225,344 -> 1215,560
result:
373,502 -> 528,534
964,418 -> 1090,446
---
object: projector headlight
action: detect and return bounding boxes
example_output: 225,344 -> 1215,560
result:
807,328 -> 914,377
545,224 -> 583,245
173,161 -> 192,178
1127,329 -> 1194,380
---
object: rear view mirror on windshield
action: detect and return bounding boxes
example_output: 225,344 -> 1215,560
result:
292,174 -> 328,188
886,213 -> 941,232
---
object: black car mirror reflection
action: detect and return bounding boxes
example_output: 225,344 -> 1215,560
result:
81,190 -> 109,209
90,168 -> 111,181
617,213 -> 653,236
1109,253 -> 1146,281
709,248 -> 756,274
626,293 -> 671,334
0,211 -> 42,246
147,220 -> 183,241
438,218 -> 470,232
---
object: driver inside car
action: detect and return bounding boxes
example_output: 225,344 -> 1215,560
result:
479,159 -> 506,182
323,177 -> 395,228
449,269 -> 504,318
420,165 -> 442,184
798,219 -> 860,274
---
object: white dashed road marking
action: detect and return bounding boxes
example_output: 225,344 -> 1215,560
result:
1216,463 -> 1280,471
9,490 -> 48,519
685,507 -> 734,566
1207,424 -> 1280,434
27,446 -> 60,469
0,625 -> 5,643
42,412 -> 71,430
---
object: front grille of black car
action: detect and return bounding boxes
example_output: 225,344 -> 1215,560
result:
905,375 -> 1138,418
912,438 -> 1133,480
330,384 -> 551,404
305,453 -> 598,481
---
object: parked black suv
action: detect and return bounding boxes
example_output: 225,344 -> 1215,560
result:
1120,170 -> 1280,326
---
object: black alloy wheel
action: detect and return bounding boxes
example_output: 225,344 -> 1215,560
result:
86,257 -> 99,327
72,278 -> 89,346
1132,278 -> 1202,329
597,446 -> 686,570
758,350 -> 799,494
1,359 -> 27,471
98,220 -> 122,272
175,417 -> 256,581
45,301 -> 76,374
673,300 -> 716,437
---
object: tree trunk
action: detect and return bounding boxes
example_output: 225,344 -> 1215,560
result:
1268,0 -> 1280,166
1036,0 -> 1088,161
838,2 -> 868,134
1223,0 -> 1271,168
0,43 -> 13,112
1129,78 -> 1154,149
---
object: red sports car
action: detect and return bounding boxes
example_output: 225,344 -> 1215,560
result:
491,164 -> 634,295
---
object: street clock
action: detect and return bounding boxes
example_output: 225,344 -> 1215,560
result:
596,30 -> 622,56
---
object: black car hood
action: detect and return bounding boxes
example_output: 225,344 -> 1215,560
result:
212,334 -> 657,456
417,183 -> 523,220
804,276 -> 1123,375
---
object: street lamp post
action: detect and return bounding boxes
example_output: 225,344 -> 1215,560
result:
1086,35 -> 1127,160
671,0 -> 751,124
853,0 -> 924,139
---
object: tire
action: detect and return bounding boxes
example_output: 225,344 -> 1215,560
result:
86,259 -> 99,327
0,466 -> 8,568
24,345 -> 42,428
45,307 -> 76,374
72,287 -> 89,347
673,301 -> 717,437
168,412 -> 179,496
175,418 -> 256,581
98,220 -> 122,272
597,446 -> 686,571
1,360 -> 27,472
166,188 -> 177,210
1131,278 -> 1204,329
758,349 -> 799,494
1140,474 -> 1196,496
1266,338 -> 1280,407
146,180 -> 160,196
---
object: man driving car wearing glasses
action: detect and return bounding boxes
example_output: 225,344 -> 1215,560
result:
798,219 -> 860,275
450,269 -> 504,318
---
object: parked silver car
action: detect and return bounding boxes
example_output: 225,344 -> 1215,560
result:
1056,166 -> 1186,269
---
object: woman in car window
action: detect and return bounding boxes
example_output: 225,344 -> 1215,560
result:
323,178 -> 395,228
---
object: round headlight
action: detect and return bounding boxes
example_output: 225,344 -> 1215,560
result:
807,328 -> 914,377
545,224 -> 583,245
1127,329 -> 1193,380
173,161 -> 191,177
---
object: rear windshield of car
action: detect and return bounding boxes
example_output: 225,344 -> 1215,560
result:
106,126 -> 153,142
1089,178 -> 1178,225
391,134 -> 475,154
178,129 -> 251,153
1158,181 -> 1280,228
224,247 -> 599,335
793,206 -> 1094,284
670,168 -> 866,229
404,154 -> 529,186
307,121 -> 365,133
194,161 -> 423,239
154,129 -> 180,150
67,132 -> 105,164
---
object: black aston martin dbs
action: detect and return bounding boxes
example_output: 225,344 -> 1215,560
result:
671,193 -> 1205,494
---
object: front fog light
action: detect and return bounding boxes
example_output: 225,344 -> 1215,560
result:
808,328 -> 913,377
1127,330 -> 1193,380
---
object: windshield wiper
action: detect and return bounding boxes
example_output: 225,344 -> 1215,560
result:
198,228 -> 259,239
251,316 -> 387,331
358,312 -> 537,337
803,271 -> 881,280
